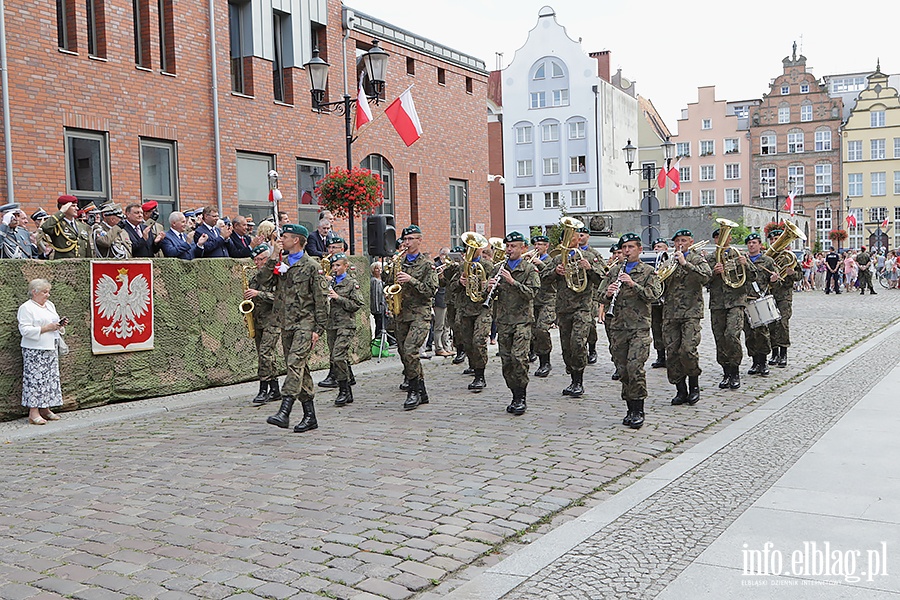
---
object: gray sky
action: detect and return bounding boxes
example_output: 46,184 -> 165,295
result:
348,0 -> 898,131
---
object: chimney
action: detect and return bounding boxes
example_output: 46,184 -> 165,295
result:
590,50 -> 611,82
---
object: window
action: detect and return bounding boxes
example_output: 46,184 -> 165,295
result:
65,129 -> 109,203
679,166 -> 691,182
700,190 -> 715,206
542,123 -> 559,142
848,208 -> 863,248
896,206 -> 900,221
140,139 -> 177,222
871,110 -> 886,127
133,0 -> 150,67
848,173 -> 863,196
787,131 -> 804,153
297,158 -> 330,228
544,192 -> 559,208
830,77 -> 866,93
229,1 -> 252,95
848,140 -> 863,161
815,208 -> 832,245
800,103 -> 812,122
700,165 -> 715,181
236,152 -> 275,220
800,83 -> 810,93
533,64 -> 545,80
778,105 -> 790,124
781,85 -> 789,95
788,165 -> 804,195
815,129 -> 832,151
871,139 -> 886,160
872,172 -> 886,196
724,138 -> 739,154
551,89 -> 569,106
449,179 -> 468,249
869,207 -> 887,223
437,67 -> 446,85
516,160 -> 532,177
815,164 -> 832,194
158,0 -> 174,72
700,140 -> 714,156
569,156 -> 586,173
272,11 -> 290,103
518,193 -> 533,210
406,57 -> 415,75
465,77 -> 473,94
761,135 -> 776,155
725,188 -> 741,205
57,0 -> 77,51
359,154 -> 390,217
895,138 -> 900,158
702,119 -> 712,130
516,125 -> 532,144
570,189 -> 586,208
543,157 -> 559,175
895,172 -> 900,195
725,164 -> 741,180
86,0 -> 106,58
676,191 -> 691,207
568,121 -> 585,139
676,142 -> 690,157
760,168 -> 776,198
551,62 -> 564,78
530,92 -> 546,108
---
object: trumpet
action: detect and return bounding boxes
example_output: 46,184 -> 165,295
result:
714,218 -> 746,289
239,265 -> 256,339
435,256 -> 458,275
657,240 -> 709,282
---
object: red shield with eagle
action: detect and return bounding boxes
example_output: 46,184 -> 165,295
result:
90,261 -> 154,354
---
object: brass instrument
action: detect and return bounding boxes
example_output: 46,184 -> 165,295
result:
488,237 -> 506,263
239,265 -> 256,339
558,216 -> 589,292
765,221 -> 806,278
714,218 -> 747,289
384,249 -> 406,316
321,253 -> 333,277
435,255 -> 458,275
657,239 -> 710,282
461,231 -> 490,302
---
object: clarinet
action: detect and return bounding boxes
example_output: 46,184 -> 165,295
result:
606,271 -> 624,317
482,261 -> 508,308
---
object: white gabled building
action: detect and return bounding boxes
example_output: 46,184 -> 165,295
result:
501,6 -> 639,236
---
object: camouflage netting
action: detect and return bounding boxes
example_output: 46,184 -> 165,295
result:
0,257 -> 372,421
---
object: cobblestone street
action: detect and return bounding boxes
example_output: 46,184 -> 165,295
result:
1,290 -> 898,600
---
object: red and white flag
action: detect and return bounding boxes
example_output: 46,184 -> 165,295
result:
881,216 -> 889,229
846,213 -> 857,228
783,191 -> 796,216
356,80 -> 373,130
657,165 -> 668,190
385,88 -> 423,146
666,159 -> 681,194
268,188 -> 282,203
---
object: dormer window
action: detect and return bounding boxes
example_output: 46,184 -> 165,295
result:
781,85 -> 789,95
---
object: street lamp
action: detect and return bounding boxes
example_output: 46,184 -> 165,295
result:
304,40 -> 389,254
623,136 -> 676,246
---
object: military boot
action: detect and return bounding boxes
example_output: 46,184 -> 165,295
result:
513,388 -> 527,416
622,400 -> 635,426
687,376 -> 700,405
728,366 -> 741,389
529,351 -> 538,363
587,344 -> 598,365
268,379 -> 282,403
611,367 -> 621,381
534,354 -> 552,377
334,381 -> 350,407
418,378 -> 430,405
318,368 -> 338,389
768,347 -> 780,366
629,400 -> 645,429
252,380 -> 269,405
399,377 -> 411,391
747,356 -> 761,375
452,349 -> 467,364
562,372 -> 576,396
463,367 -> 475,375
468,369 -> 486,392
671,379 -> 689,405
344,380 -> 354,404
266,396 -> 295,429
506,390 -> 516,414
569,371 -> 585,397
293,399 -> 318,433
718,369 -> 731,389
349,365 -> 356,386
777,347 -> 788,367
756,354 -> 770,376
651,348 -> 666,368
403,378 -> 422,410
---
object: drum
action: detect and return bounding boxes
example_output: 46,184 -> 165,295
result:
746,295 -> 781,328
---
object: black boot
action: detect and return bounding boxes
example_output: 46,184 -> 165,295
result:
293,399 -> 318,433
268,379 -> 282,402
528,351 -> 538,363
756,354 -> 770,376
587,344 -> 598,365
463,367 -> 475,375
651,348 -> 666,368
318,368 -> 338,389
468,369 -> 486,392
777,347 -> 787,367
728,366 -> 741,389
334,380 -> 350,407
629,400 -> 645,429
349,365 -> 356,386
344,380 -> 354,404
622,400 -> 635,426
687,376 -> 700,405
452,349 -> 466,364
611,367 -> 621,381
404,378 -> 421,410
513,388 -> 527,415
399,377 -> 410,391
748,356 -> 761,375
768,348 -> 780,366
534,354 -> 552,377
718,368 -> 731,389
671,378 -> 689,405
418,378 -> 429,405
871,289 -> 877,295
506,389 -> 516,414
252,380 -> 269,405
569,371 -> 584,397
266,396 -> 295,428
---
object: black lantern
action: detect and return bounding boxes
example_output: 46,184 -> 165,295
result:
362,40 -> 389,97
305,50 -> 330,107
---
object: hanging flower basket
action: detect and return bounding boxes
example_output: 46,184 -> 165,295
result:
828,229 -> 848,242
315,167 -> 384,219
764,220 -> 787,237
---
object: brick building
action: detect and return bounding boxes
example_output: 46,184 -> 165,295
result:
0,0 -> 489,255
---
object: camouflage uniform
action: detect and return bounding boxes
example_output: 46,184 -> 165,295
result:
394,253 -> 438,382
743,253 -> 777,358
40,210 -> 92,258
767,265 -> 801,349
327,273 -> 364,382
494,258 -> 540,392
456,258 -> 492,371
705,249 -> 747,372
531,254 -> 557,357
661,250 -> 711,384
249,267 -> 281,382
442,262 -> 463,354
856,251 -> 875,293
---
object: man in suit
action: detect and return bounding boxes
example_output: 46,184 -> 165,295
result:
226,215 -> 253,258
161,211 -> 208,259
193,206 -> 232,257
306,218 -> 331,258
120,204 -> 165,258
141,201 -> 165,257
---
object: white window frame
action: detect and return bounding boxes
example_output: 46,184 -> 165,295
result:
700,189 -> 715,206
760,135 -> 776,155
848,140 -> 863,161
800,104 -> 812,122
701,118 -> 712,130
676,191 -> 691,207
543,157 -> 559,176
676,142 -> 690,157
871,139 -> 886,160
568,121 -> 585,139
679,166 -> 691,182
871,172 -> 886,196
725,188 -> 741,205
529,91 -> 546,109
800,83 -> 810,93
569,155 -> 586,174
517,193 -> 533,210
724,138 -> 739,154
778,105 -> 790,123
894,172 -> 900,195
760,168 -> 776,198
724,163 -> 740,180
815,129 -> 832,152
814,164 -> 832,194
570,189 -> 586,207
516,125 -> 533,144
542,123 -> 559,142
787,131 -> 804,153
848,173 -> 863,197
516,159 -> 533,177
871,110 -> 886,128
543,191 -> 559,208
788,165 -> 804,195
781,85 -> 789,95
894,138 -> 900,159
700,165 -> 715,181
700,140 -> 714,156
551,89 -> 569,107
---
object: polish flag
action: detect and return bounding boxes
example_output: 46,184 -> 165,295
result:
881,216 -> 889,229
846,213 -> 857,228
783,191 -> 796,216
666,160 -> 681,194
385,88 -> 423,146
268,188 -> 282,203
657,165 -> 668,190
356,80 -> 373,130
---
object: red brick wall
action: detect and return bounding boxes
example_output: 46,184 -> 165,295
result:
488,119 -> 505,237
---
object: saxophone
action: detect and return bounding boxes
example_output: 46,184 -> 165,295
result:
384,249 -> 406,316
239,265 -> 256,339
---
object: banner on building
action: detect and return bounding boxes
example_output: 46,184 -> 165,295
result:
90,260 -> 154,354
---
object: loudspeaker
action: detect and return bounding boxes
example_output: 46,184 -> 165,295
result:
366,214 -> 396,257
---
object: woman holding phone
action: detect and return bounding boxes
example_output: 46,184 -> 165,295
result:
17,278 -> 67,424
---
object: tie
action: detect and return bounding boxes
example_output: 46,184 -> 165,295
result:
180,232 -> 186,243
242,236 -> 247,247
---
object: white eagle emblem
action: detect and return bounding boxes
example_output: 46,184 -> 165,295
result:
94,268 -> 151,339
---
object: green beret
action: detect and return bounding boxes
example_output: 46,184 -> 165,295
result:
768,229 -> 783,238
609,243 -> 619,252
576,225 -> 590,234
712,229 -> 721,238
504,231 -> 525,243
618,232 -> 641,247
672,229 -> 692,240
330,252 -> 347,263
250,244 -> 270,258
652,238 -> 668,247
452,246 -> 465,253
328,235 -> 345,246
282,223 -> 309,237
402,224 -> 422,237
531,235 -> 550,244
745,232 -> 761,244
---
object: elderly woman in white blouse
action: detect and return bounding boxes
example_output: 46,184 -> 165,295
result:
17,278 -> 68,424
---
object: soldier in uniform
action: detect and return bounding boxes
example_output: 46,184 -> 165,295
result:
40,195 -> 93,258
603,243 -> 623,380
823,246 -> 842,294
487,231 -> 541,415
743,233 -> 777,377
93,204 -> 127,258
706,227 -> 748,390
766,229 -> 803,367
245,244 -> 282,405
529,235 -> 556,377
650,238 -> 669,369
265,224 -> 329,433
600,233 -> 662,429
0,204 -> 34,258
457,240 -> 493,392
318,235 -> 357,390
392,225 -> 439,410
662,229 -> 711,406
444,246 -> 467,365
578,228 -> 602,366
856,245 -> 877,295
542,224 -> 605,397
325,253 -> 364,406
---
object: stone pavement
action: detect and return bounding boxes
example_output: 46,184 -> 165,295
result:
0,290 -> 897,600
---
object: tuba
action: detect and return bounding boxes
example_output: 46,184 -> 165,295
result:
714,218 -> 747,289
461,231 -> 490,302
384,249 -> 406,316
765,221 -> 806,278
488,237 -> 506,263
657,239 -> 709,282
239,265 -> 256,339
558,216 -> 589,292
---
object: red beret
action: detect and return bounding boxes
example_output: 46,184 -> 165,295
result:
141,200 -> 158,212
57,194 -> 78,206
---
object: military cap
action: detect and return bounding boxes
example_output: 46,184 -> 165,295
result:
328,235 -> 345,246
57,194 -> 78,207
329,252 -> 347,263
531,235 -> 550,244
250,243 -> 270,258
141,200 -> 158,212
768,228 -> 783,238
576,225 -> 590,234
31,209 -> 49,221
504,231 -> 525,243
452,246 -> 465,253
745,232 -> 761,244
672,228 -> 692,240
618,232 -> 641,247
183,209 -> 196,218
711,228 -> 721,239
282,223 -> 309,237
0,202 -> 19,213
101,203 -> 123,216
652,238 -> 668,247
609,243 -> 619,252
402,224 -> 422,238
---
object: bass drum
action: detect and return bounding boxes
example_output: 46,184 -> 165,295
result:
746,295 -> 781,329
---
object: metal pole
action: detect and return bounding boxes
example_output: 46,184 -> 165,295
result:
0,0 -> 15,203
343,94 -> 354,254
208,0 -> 223,213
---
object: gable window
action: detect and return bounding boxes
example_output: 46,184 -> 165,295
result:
800,103 -> 812,122
800,83 -> 810,93
551,62 -> 564,78
871,110 -> 886,128
533,64 -> 545,80
551,89 -> 569,106
702,119 -> 712,130
778,105 -> 790,124
530,92 -> 546,109
815,129 -> 832,152
781,85 -> 789,95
